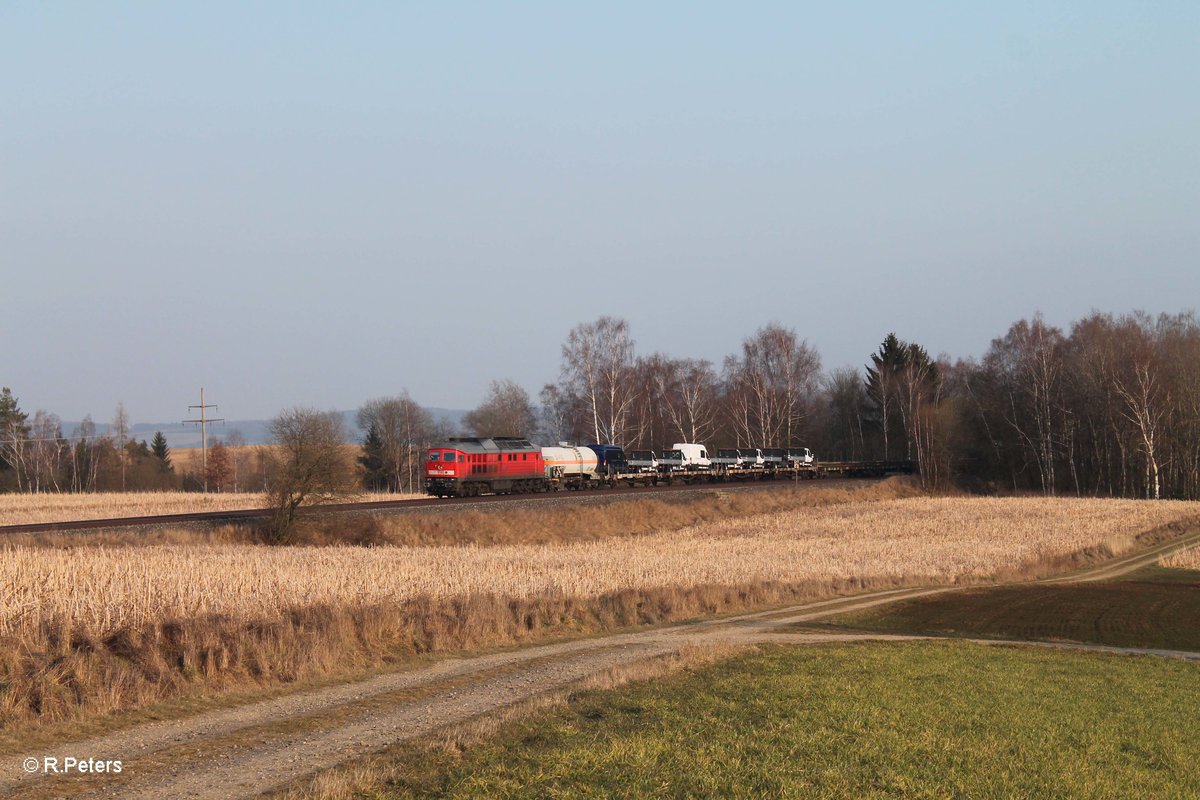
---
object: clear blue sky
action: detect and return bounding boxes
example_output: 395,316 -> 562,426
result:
2,2 -> 1197,423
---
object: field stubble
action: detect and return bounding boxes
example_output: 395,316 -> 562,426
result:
1,486 -> 1196,728
3,496 -> 1192,637
1161,546 -> 1200,570
0,490 -> 422,527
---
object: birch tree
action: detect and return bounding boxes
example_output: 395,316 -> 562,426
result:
724,324 -> 821,447
357,394 -> 435,492
560,317 -> 637,445
112,402 -> 130,491
0,388 -> 29,491
982,317 -> 1066,494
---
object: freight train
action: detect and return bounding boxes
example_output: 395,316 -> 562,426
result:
425,437 -> 914,498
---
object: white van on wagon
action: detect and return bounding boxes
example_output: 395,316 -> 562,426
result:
658,443 -> 711,471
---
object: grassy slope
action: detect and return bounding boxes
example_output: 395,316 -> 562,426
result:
355,642 -> 1200,799
827,566 -> 1200,652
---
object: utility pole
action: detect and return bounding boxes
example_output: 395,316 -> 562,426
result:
184,388 -> 224,492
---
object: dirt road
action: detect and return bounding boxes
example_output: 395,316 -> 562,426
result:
6,529 -> 1198,799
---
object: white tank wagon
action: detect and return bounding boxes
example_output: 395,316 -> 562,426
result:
541,443 -> 601,489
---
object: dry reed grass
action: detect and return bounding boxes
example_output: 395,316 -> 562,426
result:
0,490 -> 421,526
351,478 -> 925,547
1,477 -> 912,548
2,497 -> 1193,638
0,492 -> 269,525
1160,546 -> 1200,570
2,493 -> 1195,728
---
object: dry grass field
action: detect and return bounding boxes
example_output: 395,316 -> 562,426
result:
1,491 -> 1195,727
2,497 -> 1194,638
0,490 -> 422,526
0,492 -> 270,525
1161,546 -> 1200,570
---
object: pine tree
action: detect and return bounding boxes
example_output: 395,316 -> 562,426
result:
0,387 -> 30,483
151,431 -> 173,472
864,335 -> 908,459
359,422 -> 386,491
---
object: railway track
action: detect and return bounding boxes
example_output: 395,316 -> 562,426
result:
0,476 -> 875,535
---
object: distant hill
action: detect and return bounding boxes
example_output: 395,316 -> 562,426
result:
66,407 -> 468,449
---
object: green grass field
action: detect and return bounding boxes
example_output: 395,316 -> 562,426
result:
824,566 -> 1200,652
367,642 -> 1200,799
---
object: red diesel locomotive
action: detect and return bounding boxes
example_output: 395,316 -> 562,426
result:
425,437 -> 548,497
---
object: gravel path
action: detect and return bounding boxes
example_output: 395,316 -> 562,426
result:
5,529 -> 1198,800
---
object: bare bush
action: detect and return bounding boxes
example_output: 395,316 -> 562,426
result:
264,408 -> 357,544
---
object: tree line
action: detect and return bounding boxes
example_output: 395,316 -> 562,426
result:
465,311 -> 1200,500
0,393 -> 262,494
4,308 -> 1199,499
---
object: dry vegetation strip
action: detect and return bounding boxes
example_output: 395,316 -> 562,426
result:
1161,546 -> 1200,570
0,492 -> 270,525
0,493 -> 1195,728
0,490 -> 422,526
1,478 -> 917,548
2,497 -> 1195,638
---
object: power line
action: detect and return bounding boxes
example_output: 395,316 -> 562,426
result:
0,435 -> 103,445
183,388 -> 225,492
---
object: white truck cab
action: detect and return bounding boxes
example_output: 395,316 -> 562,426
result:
787,447 -> 815,466
659,443 -> 711,471
712,448 -> 741,468
739,448 -> 765,468
627,450 -> 659,472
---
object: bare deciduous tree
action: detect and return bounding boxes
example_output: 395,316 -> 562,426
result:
112,402 -> 130,491
27,411 -> 65,493
821,366 -> 867,461
560,317 -> 637,445
225,429 -> 248,492
982,317 -> 1067,495
464,380 -> 538,437
205,439 -> 234,492
356,394 -> 435,492
723,323 -> 820,447
1106,314 -> 1167,499
537,384 -> 581,444
652,357 -> 718,445
265,408 -> 356,543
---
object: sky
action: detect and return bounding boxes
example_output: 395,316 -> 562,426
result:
2,2 -> 1197,424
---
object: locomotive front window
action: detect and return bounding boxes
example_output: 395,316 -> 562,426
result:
428,452 -> 440,462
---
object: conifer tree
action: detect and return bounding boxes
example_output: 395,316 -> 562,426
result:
0,387 -> 30,486
359,422 -> 386,491
151,431 -> 172,471
864,334 -> 907,459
